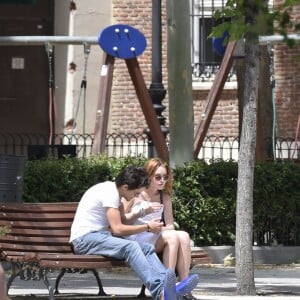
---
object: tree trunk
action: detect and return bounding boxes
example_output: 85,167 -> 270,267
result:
256,45 -> 273,162
166,0 -> 194,167
235,38 -> 258,296
256,0 -> 274,162
237,47 -> 273,163
237,58 -> 245,136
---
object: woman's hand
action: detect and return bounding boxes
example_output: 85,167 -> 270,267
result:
144,202 -> 163,215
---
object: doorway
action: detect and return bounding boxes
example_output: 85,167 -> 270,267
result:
0,0 -> 54,135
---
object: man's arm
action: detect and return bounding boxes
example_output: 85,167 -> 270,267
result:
107,207 -> 163,236
119,198 -> 141,224
120,197 -> 163,225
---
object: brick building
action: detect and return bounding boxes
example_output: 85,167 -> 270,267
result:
0,1 -> 299,159
109,0 -> 300,142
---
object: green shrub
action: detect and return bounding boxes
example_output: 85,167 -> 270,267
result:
253,162 -> 300,245
23,156 -> 111,202
105,155 -> 147,178
21,156 -> 300,246
172,159 -> 237,246
23,155 -> 147,202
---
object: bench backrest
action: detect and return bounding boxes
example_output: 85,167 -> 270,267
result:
0,202 -> 78,256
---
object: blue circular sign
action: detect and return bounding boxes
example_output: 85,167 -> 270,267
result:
98,24 -> 147,59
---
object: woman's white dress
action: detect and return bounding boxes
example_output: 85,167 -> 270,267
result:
124,200 -> 163,245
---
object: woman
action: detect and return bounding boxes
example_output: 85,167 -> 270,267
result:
121,158 -> 197,300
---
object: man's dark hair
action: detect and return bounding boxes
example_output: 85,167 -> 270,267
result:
115,165 -> 149,189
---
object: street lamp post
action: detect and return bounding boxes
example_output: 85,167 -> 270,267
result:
144,0 -> 168,157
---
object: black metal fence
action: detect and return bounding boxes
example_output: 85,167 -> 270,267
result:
0,133 -> 299,161
1,133 -> 298,245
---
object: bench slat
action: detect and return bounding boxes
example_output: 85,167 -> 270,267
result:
6,228 -> 70,237
0,203 -> 78,213
3,220 -> 72,229
38,253 -> 123,262
0,212 -> 75,221
2,251 -> 37,262
191,256 -> 212,265
39,259 -> 127,269
1,235 -> 69,244
190,251 -> 211,258
0,242 -> 72,253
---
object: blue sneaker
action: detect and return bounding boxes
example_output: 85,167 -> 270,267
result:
175,274 -> 199,297
163,269 -> 177,300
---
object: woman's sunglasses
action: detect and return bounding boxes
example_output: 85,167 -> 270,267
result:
154,174 -> 169,181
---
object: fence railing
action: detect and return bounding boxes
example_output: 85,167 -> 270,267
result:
0,133 -> 298,245
0,133 -> 299,161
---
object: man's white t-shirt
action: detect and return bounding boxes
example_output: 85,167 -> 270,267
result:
70,181 -> 120,242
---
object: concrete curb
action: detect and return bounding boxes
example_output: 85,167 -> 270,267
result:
202,246 -> 300,264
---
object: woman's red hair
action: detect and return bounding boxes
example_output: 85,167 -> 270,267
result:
144,158 -> 173,194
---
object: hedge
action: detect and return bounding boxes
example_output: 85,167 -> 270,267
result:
22,156 -> 300,246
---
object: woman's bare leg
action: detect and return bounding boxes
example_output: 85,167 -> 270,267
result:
156,230 -> 192,281
175,231 -> 192,281
156,230 -> 180,270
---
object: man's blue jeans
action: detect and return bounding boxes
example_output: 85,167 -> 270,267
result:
72,231 -> 166,300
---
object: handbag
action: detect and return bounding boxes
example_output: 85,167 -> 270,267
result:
159,190 -> 166,226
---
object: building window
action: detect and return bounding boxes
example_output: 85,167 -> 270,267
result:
190,0 -> 234,82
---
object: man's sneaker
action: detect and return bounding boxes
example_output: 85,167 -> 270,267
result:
175,274 -> 199,297
163,269 -> 177,300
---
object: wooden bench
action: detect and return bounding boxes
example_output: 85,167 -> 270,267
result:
0,202 -> 212,299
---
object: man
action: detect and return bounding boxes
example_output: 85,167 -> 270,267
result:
70,165 -> 198,300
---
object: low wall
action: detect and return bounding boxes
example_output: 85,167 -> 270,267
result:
201,246 -> 300,265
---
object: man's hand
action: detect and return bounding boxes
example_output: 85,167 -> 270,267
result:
147,218 -> 164,233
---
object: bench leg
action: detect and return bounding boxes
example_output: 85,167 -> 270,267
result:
53,268 -> 107,296
91,269 -> 107,296
6,263 -> 21,294
6,272 -> 18,294
54,268 -> 66,294
0,264 -> 6,299
138,284 -> 147,298
5,263 -> 55,300
41,271 -> 55,300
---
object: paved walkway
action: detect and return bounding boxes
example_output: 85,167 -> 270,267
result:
5,264 -> 300,299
